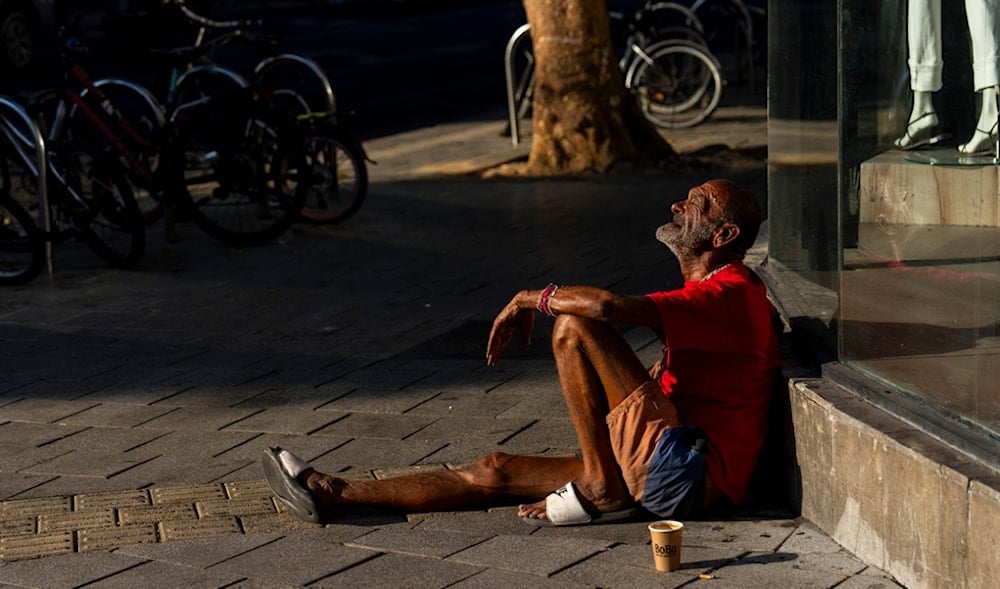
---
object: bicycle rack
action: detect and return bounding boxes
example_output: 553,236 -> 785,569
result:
504,23 -> 532,148
253,53 -> 337,115
0,96 -> 53,276
689,0 -> 755,92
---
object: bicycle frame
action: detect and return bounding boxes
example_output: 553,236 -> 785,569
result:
166,0 -> 336,117
53,61 -> 161,191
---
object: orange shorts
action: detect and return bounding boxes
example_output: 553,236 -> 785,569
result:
606,380 -> 680,501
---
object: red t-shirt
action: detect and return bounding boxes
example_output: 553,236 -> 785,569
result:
645,263 -> 780,505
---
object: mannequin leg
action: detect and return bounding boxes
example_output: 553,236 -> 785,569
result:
896,0 -> 947,149
958,86 -> 999,155
958,0 -> 1000,154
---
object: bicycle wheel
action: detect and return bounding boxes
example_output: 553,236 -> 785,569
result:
628,41 -> 723,129
52,141 -> 145,268
174,97 -> 307,246
70,80 -> 167,224
0,190 -> 43,285
296,124 -> 368,225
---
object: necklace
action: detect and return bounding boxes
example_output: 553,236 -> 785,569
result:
700,263 -> 733,282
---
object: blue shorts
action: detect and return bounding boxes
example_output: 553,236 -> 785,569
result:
640,424 -> 707,519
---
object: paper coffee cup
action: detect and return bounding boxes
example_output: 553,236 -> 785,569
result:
648,520 -> 684,572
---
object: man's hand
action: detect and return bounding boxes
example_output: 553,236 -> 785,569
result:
486,294 -> 535,366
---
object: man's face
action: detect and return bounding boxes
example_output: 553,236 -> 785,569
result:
655,181 -> 730,254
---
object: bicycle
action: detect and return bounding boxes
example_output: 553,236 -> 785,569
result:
59,31 -> 311,247
0,84 -> 145,285
102,0 -> 369,226
506,0 -> 724,133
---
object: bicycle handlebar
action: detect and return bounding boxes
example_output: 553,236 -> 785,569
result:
161,0 -> 261,31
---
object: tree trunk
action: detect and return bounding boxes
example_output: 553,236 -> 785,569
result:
517,0 -> 674,175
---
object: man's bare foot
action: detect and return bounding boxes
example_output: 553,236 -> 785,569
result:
517,480 -> 632,520
301,468 -> 348,512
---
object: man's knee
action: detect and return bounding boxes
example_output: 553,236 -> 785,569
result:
457,452 -> 516,489
551,314 -> 599,352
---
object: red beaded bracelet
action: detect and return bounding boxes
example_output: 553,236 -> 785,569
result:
538,283 -> 559,317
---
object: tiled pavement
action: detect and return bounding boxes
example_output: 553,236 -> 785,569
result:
0,108 -> 906,586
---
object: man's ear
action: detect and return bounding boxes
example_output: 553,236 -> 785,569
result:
713,222 -> 740,248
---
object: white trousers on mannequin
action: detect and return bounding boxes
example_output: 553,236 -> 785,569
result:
907,0 -> 1000,92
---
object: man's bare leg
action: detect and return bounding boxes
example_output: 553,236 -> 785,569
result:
294,316 -> 658,520
300,453 -> 582,515
519,314 -> 665,520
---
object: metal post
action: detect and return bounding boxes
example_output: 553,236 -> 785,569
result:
505,23 -> 531,148
0,96 -> 52,275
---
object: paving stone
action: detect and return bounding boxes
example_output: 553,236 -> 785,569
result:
416,507 -> 536,537
0,421 -> 87,448
205,534 -> 380,586
309,411 -> 437,439
405,415 -> 536,447
448,567 -> 583,588
310,437 -> 446,473
114,533 -> 283,569
404,391 -> 527,418
23,449 -> 161,479
0,531 -> 74,561
707,553 -> 851,588
1,496 -> 73,518
159,516 -> 241,541
530,518 -> 655,546
684,518 -> 799,552
835,568 -> 907,588
77,524 -> 158,552
239,512 -> 325,534
780,520 -> 851,554
127,429 -> 259,463
595,540 -> 744,577
496,418 -> 579,454
118,504 -> 197,526
446,534 -> 614,577
68,559 -> 245,588
224,479 -> 274,501
38,509 -> 116,533
551,551 -> 690,589
229,386 -> 350,410
0,551 -> 149,587
74,489 -> 151,511
220,406 -> 344,435
151,483 -> 227,505
39,426 -> 169,454
149,385 -> 271,408
196,496 -> 277,518
6,476 -> 143,502
495,394 -> 575,420
0,515 -> 35,537
786,551 -> 868,577
0,399 -> 99,424
213,432 -> 351,465
315,386 -> 440,414
134,405 -> 264,431
310,552 -> 483,589
54,403 -> 176,428
345,527 -> 489,559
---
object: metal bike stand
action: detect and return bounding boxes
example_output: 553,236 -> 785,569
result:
0,96 -> 53,276
253,54 -> 337,114
690,0 -> 754,92
504,23 -> 532,148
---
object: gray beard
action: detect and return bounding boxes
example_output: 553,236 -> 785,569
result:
656,222 -> 714,255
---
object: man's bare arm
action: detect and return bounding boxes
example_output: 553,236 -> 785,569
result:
486,285 -> 659,365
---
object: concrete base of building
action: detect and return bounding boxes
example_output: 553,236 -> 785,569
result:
788,378 -> 1000,589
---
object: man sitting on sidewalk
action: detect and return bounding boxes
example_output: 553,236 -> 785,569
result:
262,178 -> 781,526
